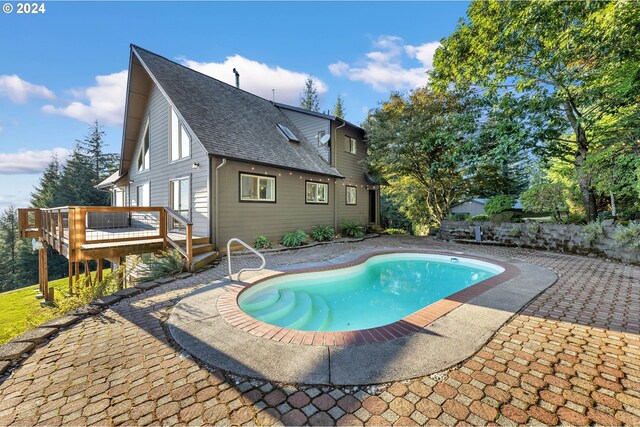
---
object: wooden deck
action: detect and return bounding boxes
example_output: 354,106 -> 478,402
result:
18,206 -> 214,301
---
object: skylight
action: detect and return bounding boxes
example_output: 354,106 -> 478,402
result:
277,124 -> 300,143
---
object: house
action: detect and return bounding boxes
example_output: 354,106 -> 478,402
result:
18,45 -> 381,298
100,45 -> 380,251
449,198 -> 523,217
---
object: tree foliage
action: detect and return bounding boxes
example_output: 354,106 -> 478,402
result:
485,195 -> 515,216
299,76 -> 321,112
432,0 -> 640,221
520,180 -> 569,222
0,206 -> 38,291
332,94 -> 345,119
365,88 -> 476,227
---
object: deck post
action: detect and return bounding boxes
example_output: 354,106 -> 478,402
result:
160,208 -> 167,251
39,241 -> 50,301
68,261 -> 73,296
117,257 -> 125,290
96,259 -> 103,283
74,261 -> 80,287
186,223 -> 193,272
84,261 -> 92,288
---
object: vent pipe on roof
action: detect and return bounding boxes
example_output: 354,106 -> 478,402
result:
233,68 -> 240,88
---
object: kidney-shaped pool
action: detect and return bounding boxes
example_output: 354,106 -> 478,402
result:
238,253 -> 505,332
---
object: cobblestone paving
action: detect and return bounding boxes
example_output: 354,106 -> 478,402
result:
0,236 -> 639,426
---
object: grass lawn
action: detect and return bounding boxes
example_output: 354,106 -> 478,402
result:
0,271 -> 112,345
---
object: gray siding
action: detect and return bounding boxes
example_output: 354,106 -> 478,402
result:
214,159 -> 336,247
333,123 -> 370,227
279,109 -> 331,162
450,201 -> 486,217
127,84 -> 210,238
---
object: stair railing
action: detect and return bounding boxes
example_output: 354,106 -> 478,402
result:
227,238 -> 266,281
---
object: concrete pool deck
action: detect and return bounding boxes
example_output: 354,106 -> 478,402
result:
168,250 -> 557,385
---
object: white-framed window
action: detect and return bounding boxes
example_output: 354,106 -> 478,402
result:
137,122 -> 150,171
306,181 -> 328,204
170,108 -> 191,161
240,173 -> 276,202
345,137 -> 357,154
170,176 -> 190,228
346,185 -> 357,205
113,188 -> 125,207
136,182 -> 150,207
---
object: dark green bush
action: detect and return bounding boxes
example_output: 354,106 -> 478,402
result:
446,212 -> 469,221
311,225 -> 335,242
340,220 -> 365,238
485,195 -> 516,216
281,230 -> 309,247
138,250 -> 185,282
254,235 -> 274,249
562,213 -> 587,225
468,214 -> 490,221
491,211 -> 522,223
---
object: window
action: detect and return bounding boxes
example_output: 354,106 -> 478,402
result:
137,122 -> 150,171
345,137 -> 357,154
306,181 -> 328,204
136,183 -> 150,207
346,185 -> 357,205
277,124 -> 300,143
240,173 -> 276,202
170,177 -> 190,228
170,108 -> 191,161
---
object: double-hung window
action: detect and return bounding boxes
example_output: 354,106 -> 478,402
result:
170,108 -> 191,161
240,173 -> 276,202
346,185 -> 357,205
306,181 -> 328,204
345,137 -> 357,154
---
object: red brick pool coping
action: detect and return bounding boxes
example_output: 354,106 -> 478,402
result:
216,250 -> 520,346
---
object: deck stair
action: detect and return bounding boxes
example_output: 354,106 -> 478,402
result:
171,236 -> 219,271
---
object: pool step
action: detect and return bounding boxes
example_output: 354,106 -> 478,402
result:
276,292 -> 313,329
251,289 -> 296,322
241,288 -> 280,311
304,295 -> 330,330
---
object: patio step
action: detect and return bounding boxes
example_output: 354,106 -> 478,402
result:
251,289 -> 296,322
192,243 -> 215,255
304,295 -> 330,330
241,288 -> 280,311
276,292 -> 313,330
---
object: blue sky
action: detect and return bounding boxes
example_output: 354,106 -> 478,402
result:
0,1 -> 469,210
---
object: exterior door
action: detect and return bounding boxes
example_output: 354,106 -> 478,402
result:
170,177 -> 190,230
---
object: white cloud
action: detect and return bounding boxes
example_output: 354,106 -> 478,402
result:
328,36 -> 441,92
0,75 -> 55,103
42,71 -> 127,126
181,55 -> 328,105
0,148 -> 71,175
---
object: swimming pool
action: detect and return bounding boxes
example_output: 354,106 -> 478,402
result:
238,253 -> 504,332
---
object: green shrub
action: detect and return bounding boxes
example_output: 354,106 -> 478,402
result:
614,222 -> 640,251
311,225 -> 335,242
582,221 -> 604,246
485,195 -> 516,216
385,228 -> 408,235
446,212 -> 469,221
468,214 -> 490,221
491,211 -> 522,223
55,267 -> 121,313
138,250 -> 185,282
520,181 -> 569,222
562,213 -> 587,225
340,220 -> 365,238
281,230 -> 309,247
254,235 -> 274,249
526,221 -> 541,235
508,225 -> 522,237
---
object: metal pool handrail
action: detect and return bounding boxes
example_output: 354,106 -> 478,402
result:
227,237 -> 266,281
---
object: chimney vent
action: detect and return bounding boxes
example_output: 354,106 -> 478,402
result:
233,68 -> 240,88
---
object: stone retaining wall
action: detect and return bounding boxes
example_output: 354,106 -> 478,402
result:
438,220 -> 640,265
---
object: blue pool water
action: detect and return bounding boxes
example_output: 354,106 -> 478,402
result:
238,253 -> 504,332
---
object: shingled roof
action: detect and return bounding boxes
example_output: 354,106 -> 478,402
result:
132,46 -> 342,178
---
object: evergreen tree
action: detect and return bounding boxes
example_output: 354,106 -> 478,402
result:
78,121 -> 119,182
299,77 -> 320,112
31,155 -> 60,208
332,94 -> 346,119
0,205 -> 19,289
